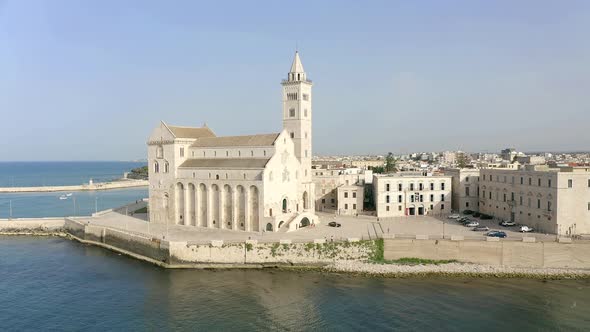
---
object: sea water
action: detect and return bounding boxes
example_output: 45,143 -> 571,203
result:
0,236 -> 589,331
0,162 -> 147,218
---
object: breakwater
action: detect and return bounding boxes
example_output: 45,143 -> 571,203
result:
0,179 -> 148,193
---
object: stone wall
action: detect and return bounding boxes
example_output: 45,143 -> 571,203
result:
384,239 -> 590,269
169,240 -> 375,265
64,218 -> 169,264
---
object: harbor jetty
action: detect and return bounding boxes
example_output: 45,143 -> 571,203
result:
0,179 -> 148,193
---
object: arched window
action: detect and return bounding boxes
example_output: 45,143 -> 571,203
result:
154,161 -> 159,173
164,161 -> 169,173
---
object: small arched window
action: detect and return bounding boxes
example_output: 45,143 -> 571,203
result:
164,161 -> 169,173
154,161 -> 159,173
216,174 -> 220,180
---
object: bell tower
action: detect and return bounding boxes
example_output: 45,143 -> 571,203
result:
282,51 -> 312,183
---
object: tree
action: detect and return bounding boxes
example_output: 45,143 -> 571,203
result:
372,166 -> 385,174
385,152 -> 398,173
456,152 -> 468,168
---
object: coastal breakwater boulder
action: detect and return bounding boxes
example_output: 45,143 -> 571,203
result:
0,218 -> 66,234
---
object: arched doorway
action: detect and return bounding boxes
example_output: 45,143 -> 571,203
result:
278,220 -> 284,229
282,198 -> 288,213
300,217 -> 310,227
266,223 -> 273,231
303,191 -> 309,210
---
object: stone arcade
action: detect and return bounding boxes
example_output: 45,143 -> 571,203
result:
147,52 -> 317,232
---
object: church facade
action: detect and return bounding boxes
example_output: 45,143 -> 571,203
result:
146,52 -> 316,232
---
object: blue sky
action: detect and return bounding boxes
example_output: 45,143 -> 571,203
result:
1,0 -> 589,161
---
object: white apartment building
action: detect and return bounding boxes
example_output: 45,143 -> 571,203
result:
373,174 -> 452,218
479,165 -> 590,236
444,168 -> 480,212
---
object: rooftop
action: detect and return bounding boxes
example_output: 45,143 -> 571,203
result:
191,133 -> 280,148
179,158 -> 272,169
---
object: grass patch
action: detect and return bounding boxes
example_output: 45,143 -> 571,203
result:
369,238 -> 384,263
134,207 -> 148,214
379,257 -> 458,266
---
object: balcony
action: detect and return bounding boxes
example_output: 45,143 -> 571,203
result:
281,79 -> 313,85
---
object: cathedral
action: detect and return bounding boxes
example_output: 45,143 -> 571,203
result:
146,52 -> 317,232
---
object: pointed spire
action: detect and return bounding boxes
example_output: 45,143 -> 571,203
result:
289,51 -> 305,73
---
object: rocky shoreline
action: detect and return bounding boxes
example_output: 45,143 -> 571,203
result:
324,261 -> 590,279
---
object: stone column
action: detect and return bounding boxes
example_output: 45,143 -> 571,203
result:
194,185 -> 200,227
207,185 -> 213,228
245,187 -> 251,232
183,185 -> 190,226
232,188 -> 239,231
219,186 -> 225,230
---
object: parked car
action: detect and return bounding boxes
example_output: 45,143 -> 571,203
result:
465,221 -> 479,227
520,225 -> 533,232
486,231 -> 507,238
473,212 -> 481,218
480,214 -> 493,220
328,221 -> 341,228
461,217 -> 475,223
473,226 -> 490,232
463,210 -> 474,215
500,220 -> 516,227
448,214 -> 461,219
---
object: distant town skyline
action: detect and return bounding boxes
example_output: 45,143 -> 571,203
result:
2,0 -> 590,161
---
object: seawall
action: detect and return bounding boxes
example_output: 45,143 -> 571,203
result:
3,218 -> 590,272
384,238 -> 590,269
0,180 -> 148,193
58,218 -> 377,268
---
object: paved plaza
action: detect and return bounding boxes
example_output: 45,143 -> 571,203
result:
77,202 -> 558,243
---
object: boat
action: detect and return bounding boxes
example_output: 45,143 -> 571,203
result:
59,195 -> 68,200
66,193 -> 73,197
